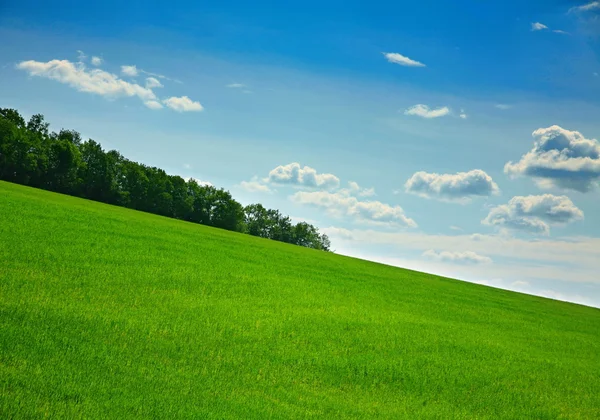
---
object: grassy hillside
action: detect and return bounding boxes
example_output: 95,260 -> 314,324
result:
1,180 -> 599,419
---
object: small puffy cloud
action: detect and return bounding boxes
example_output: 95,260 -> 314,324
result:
504,125 -> 600,192
383,52 -> 426,67
268,163 -> 340,190
531,22 -> 549,31
569,1 -> 600,13
90,56 -> 103,66
227,83 -> 245,88
162,96 -> 204,112
240,179 -> 273,194
17,59 -> 157,103
405,169 -> 500,202
145,77 -> 163,89
121,65 -> 139,76
144,100 -> 163,110
482,194 -> 584,235
348,181 -> 376,197
423,250 -> 492,265
404,104 -> 451,119
459,109 -> 468,119
292,190 -> 417,228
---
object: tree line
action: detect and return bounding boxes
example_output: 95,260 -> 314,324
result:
0,108 -> 331,251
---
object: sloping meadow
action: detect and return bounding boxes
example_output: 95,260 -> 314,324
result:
1,181 -> 599,419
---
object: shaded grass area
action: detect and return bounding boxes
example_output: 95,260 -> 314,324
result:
1,180 -> 599,419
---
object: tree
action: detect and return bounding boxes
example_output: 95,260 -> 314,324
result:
0,108 -> 331,251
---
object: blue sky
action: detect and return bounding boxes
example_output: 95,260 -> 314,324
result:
2,0 -> 600,307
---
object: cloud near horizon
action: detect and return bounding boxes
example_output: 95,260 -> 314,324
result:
292,189 -> 417,228
422,249 -> 492,265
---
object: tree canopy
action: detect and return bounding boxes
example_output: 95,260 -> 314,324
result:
0,108 -> 331,252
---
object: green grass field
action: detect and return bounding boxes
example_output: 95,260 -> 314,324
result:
1,180 -> 599,419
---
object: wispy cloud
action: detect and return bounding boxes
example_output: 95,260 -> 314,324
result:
404,104 -> 451,118
423,249 -> 492,265
227,83 -> 245,88
383,52 -> 426,67
531,22 -> 549,31
568,1 -> 600,13
16,58 -> 199,112
91,56 -> 103,66
495,104 -> 512,110
145,77 -> 163,89
76,50 -> 87,61
17,59 -> 157,102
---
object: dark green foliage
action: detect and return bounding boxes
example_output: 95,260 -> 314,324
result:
0,108 -> 330,251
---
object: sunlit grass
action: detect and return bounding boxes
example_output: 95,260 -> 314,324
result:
1,180 -> 599,419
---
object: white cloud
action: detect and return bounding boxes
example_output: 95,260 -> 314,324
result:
292,190 -> 417,228
383,52 -> 426,67
404,104 -> 451,119
267,163 -> 340,190
144,100 -> 163,110
405,169 -> 500,203
91,56 -> 103,66
450,225 -> 463,231
17,59 -> 157,103
553,29 -> 570,35
240,179 -> 273,193
348,181 -> 376,197
423,250 -> 492,265
121,65 -> 138,77
531,22 -> 549,31
76,50 -> 87,61
482,194 -> 584,235
459,109 -> 468,119
227,83 -> 245,88
504,125 -> 600,192
163,96 -> 204,112
569,1 -> 600,13
183,163 -> 192,170
495,104 -> 512,110
145,77 -> 163,89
